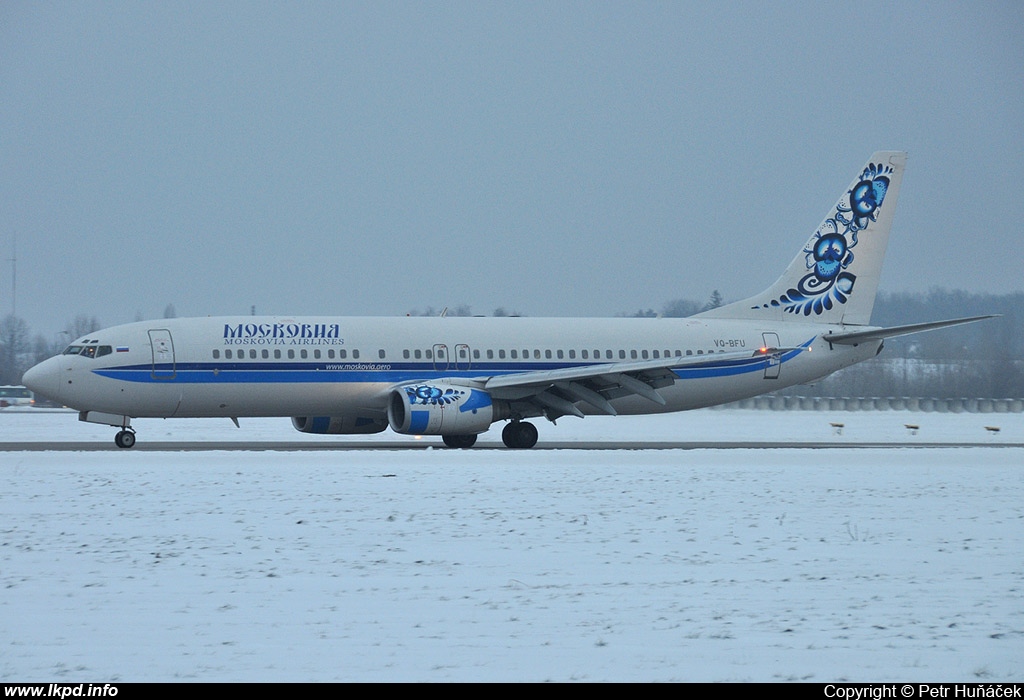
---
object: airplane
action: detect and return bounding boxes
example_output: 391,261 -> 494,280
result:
22,151 -> 995,449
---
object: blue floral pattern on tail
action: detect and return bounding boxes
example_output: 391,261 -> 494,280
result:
756,159 -> 893,316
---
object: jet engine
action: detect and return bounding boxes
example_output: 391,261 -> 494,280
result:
291,414 -> 388,434
387,381 -> 507,435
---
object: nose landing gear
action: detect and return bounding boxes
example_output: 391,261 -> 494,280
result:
78,411 -> 137,449
114,429 -> 137,449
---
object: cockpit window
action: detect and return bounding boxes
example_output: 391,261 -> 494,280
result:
63,345 -> 112,358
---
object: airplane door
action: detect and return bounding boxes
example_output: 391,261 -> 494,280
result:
149,329 -> 176,380
454,344 -> 471,371
762,332 -> 781,379
432,344 -> 449,372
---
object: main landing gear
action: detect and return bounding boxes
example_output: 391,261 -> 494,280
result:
442,434 -> 478,449
440,421 -> 539,449
502,421 -> 538,449
114,428 -> 137,449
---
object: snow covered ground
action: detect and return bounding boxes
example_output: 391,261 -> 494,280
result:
1,409 -> 1021,682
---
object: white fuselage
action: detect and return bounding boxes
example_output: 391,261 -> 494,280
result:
25,315 -> 880,422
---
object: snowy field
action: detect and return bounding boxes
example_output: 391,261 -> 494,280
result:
1,409 -> 1022,682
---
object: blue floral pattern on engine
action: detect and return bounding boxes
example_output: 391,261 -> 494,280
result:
405,385 -> 465,406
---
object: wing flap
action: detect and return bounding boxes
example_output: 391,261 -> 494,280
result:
478,346 -> 798,391
472,345 -> 807,419
556,380 -> 618,416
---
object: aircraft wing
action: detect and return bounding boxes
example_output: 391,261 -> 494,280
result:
825,315 -> 998,345
461,345 -> 808,419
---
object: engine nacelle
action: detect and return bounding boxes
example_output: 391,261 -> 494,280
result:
387,381 -> 503,435
291,414 -> 388,435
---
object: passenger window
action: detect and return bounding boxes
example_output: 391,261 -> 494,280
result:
275,349 -> 282,359
314,349 -> 321,359
213,350 -> 220,359
250,349 -> 257,359
262,349 -> 269,359
403,350 -> 410,359
353,350 -> 360,359
288,350 -> 295,359
379,349 -> 386,359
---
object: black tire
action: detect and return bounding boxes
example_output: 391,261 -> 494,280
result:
442,434 -> 478,449
502,421 -> 538,449
516,422 -> 538,449
115,430 -> 136,449
501,422 -> 517,448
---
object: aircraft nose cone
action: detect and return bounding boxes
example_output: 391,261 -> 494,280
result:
22,358 -> 61,404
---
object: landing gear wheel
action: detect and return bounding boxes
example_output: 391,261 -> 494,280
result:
442,434 -> 478,449
502,421 -> 538,449
114,429 -> 136,449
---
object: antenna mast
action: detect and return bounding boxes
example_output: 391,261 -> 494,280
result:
8,233 -> 14,318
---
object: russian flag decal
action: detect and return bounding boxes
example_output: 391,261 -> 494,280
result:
116,346 -> 130,352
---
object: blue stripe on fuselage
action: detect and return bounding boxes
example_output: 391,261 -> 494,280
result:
90,339 -> 814,385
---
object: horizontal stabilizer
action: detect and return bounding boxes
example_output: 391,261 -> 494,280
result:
825,315 -> 998,345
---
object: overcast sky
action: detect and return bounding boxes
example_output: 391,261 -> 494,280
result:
2,1 -> 1022,337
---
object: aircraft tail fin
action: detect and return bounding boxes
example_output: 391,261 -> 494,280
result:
696,151 -> 907,326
